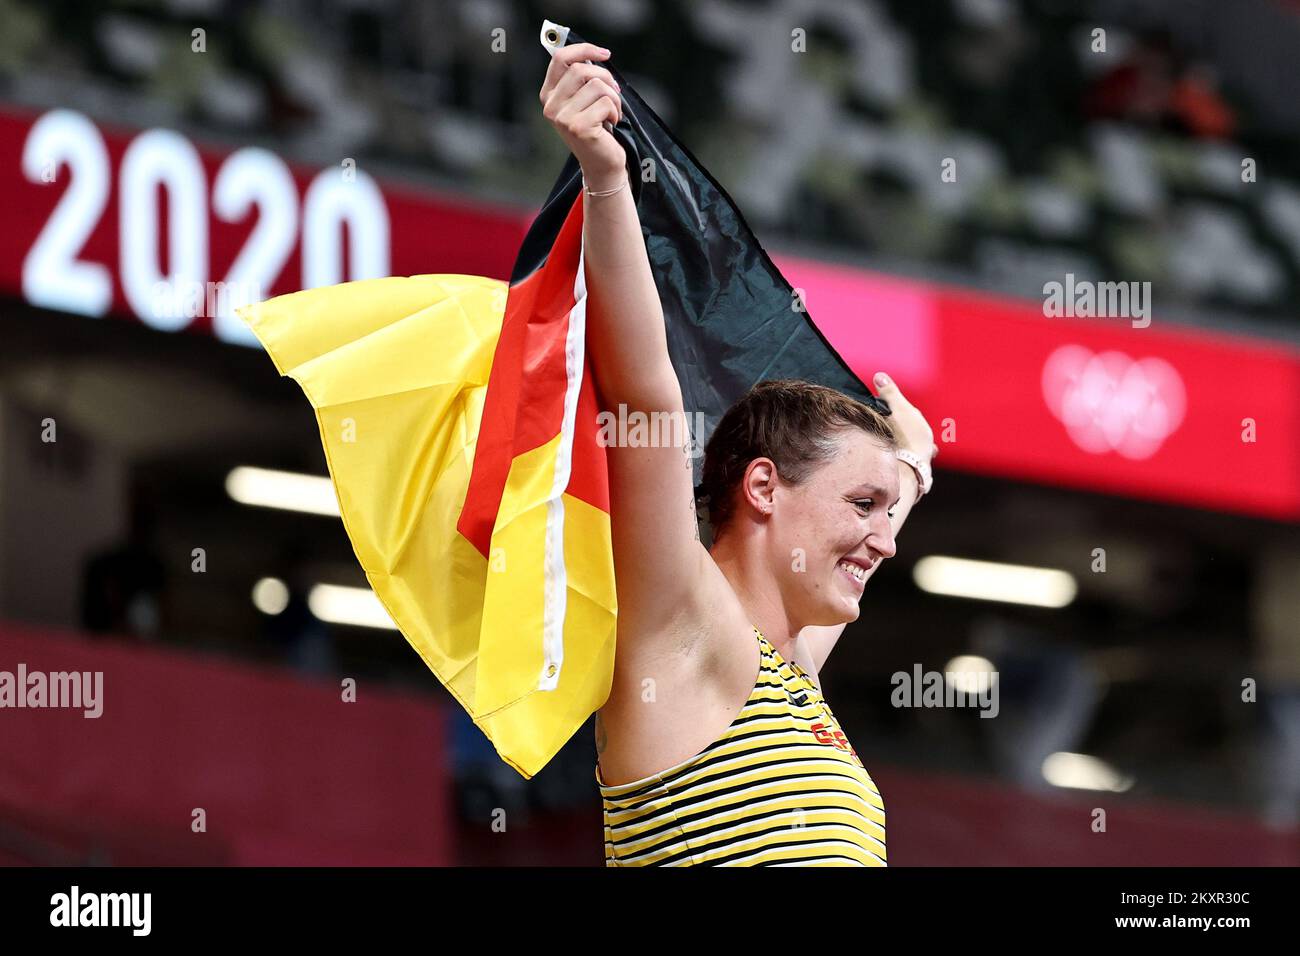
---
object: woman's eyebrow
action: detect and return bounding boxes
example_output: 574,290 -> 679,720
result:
847,484 -> 889,499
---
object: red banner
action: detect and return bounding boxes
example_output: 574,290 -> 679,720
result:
3,104 -> 1297,521
0,105 -> 525,344
779,258 -> 1300,522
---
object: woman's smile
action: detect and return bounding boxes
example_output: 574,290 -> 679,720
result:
836,556 -> 871,592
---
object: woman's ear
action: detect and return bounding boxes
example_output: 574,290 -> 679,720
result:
741,458 -> 778,517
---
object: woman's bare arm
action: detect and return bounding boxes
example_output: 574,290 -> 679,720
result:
540,42 -> 709,640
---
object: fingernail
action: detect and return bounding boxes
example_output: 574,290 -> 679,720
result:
874,372 -> 890,387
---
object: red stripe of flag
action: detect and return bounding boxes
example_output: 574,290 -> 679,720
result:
457,196 -> 586,557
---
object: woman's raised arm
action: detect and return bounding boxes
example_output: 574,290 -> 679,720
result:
540,42 -> 711,639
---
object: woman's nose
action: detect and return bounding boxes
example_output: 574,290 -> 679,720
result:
870,513 -> 897,559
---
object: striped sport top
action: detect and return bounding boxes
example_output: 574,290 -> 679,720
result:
596,627 -> 886,866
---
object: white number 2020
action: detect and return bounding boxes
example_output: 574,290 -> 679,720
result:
21,108 -> 390,346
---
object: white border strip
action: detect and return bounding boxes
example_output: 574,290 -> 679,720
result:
537,232 -> 588,690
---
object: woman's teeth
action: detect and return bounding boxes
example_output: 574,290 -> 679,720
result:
838,560 -> 867,583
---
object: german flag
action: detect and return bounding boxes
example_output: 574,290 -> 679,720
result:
239,23 -> 885,779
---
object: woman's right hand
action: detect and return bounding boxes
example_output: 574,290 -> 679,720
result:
539,42 -> 626,190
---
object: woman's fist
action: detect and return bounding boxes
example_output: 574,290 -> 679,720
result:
539,42 -> 626,189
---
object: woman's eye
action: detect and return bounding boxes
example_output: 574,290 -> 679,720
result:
852,499 -> 873,514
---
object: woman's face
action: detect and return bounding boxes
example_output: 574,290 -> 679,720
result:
767,428 -> 900,627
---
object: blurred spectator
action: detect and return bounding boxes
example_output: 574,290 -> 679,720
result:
80,479 -> 168,640
1083,29 -> 1236,140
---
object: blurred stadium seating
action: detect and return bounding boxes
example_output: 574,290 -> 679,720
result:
6,0 -> 1300,331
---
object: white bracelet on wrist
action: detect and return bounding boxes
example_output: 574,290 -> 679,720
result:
895,448 -> 933,501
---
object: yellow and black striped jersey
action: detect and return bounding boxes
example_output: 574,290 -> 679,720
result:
597,627 -> 886,866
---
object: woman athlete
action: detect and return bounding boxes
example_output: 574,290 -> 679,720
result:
540,41 -> 938,866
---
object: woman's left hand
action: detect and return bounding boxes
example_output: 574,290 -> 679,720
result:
873,371 -> 936,461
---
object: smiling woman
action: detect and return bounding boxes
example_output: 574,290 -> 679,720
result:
700,379 -> 903,632
539,37 -> 939,865
591,377 -> 913,866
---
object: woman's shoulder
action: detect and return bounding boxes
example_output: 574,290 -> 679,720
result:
598,561 -> 763,786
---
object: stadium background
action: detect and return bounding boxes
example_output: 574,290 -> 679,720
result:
1,0 -> 1298,865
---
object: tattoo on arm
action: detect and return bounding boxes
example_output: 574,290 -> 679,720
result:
594,711 -> 608,754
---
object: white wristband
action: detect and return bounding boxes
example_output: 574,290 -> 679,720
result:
895,449 -> 932,502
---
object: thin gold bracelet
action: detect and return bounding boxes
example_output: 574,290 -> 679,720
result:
583,176 -> 629,198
